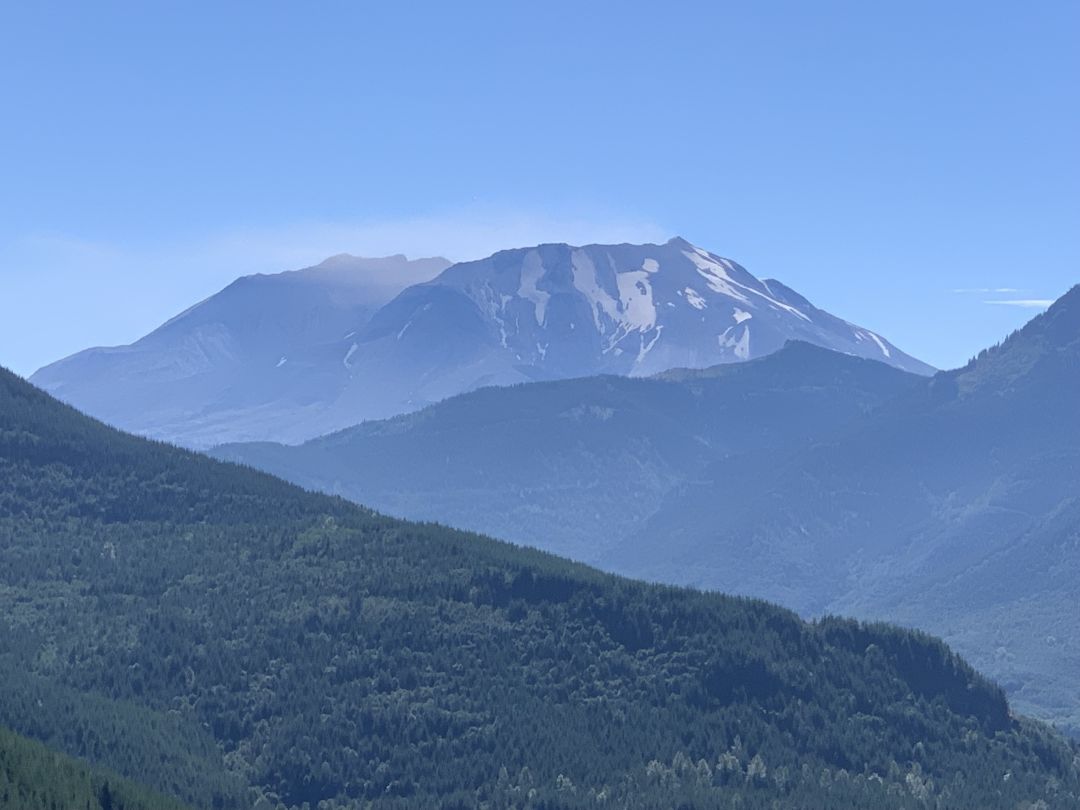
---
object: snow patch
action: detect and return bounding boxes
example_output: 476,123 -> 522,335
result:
343,343 -> 359,368
636,325 -> 664,366
718,326 -> 751,360
866,331 -> 891,357
683,248 -> 812,322
276,356 -> 287,368
732,308 -> 752,324
571,249 -> 620,332
616,270 -> 657,332
685,250 -> 750,303
518,250 -> 550,326
683,288 -> 707,310
642,258 -> 660,273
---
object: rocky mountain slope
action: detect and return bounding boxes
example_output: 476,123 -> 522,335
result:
32,239 -> 930,447
30,253 -> 450,447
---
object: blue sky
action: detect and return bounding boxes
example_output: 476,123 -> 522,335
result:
1,0 -> 1077,375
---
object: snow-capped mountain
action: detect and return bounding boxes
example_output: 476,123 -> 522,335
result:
32,238 -> 931,447
360,237 -> 932,382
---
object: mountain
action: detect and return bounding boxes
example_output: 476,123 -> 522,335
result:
608,285 -> 1080,735
30,253 -> 451,447
215,290 -> 1080,737
345,237 -> 932,401
32,239 -> 931,448
2,366 -> 1077,807
0,724 -> 189,810
213,342 -> 922,563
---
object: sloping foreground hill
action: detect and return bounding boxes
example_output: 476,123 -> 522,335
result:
0,655 -> 247,808
213,341 -> 922,563
215,290 -> 1080,739
1,366 -> 1078,808
0,723 -> 188,810
611,285 -> 1080,736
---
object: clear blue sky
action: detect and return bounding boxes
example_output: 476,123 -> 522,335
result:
1,1 -> 1077,375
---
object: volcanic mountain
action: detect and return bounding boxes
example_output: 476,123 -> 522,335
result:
33,239 -> 930,446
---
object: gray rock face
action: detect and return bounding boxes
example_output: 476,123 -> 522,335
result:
32,239 -> 931,447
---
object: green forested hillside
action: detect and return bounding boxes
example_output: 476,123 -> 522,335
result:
615,285 -> 1080,735
211,295 -> 1080,739
0,723 -> 188,810
1,364 -> 1078,808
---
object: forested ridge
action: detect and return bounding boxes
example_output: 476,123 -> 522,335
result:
213,340 -> 921,564
0,722 -> 189,810
1,364 -> 1078,808
614,286 -> 1080,735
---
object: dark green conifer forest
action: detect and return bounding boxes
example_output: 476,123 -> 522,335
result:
0,723 -> 189,810
1,364 -> 1078,808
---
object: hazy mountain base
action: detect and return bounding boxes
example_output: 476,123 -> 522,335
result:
213,341 -> 921,564
1,367 -> 1078,808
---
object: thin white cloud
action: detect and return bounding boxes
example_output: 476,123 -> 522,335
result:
952,287 -> 1022,294
982,299 -> 1054,308
7,209 -> 668,283
0,208 -> 668,376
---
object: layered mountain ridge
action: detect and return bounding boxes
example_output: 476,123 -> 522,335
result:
1,359 -> 1078,808
32,238 -> 931,447
614,285 -> 1080,732
217,286 -> 1080,736
214,341 -> 922,562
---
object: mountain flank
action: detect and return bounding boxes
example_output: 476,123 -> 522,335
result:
1,362 -> 1076,807
214,341 -> 921,562
215,287 -> 1080,736
32,239 -> 931,447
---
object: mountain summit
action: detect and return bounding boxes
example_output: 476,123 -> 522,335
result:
364,237 -> 933,380
33,240 -> 931,447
